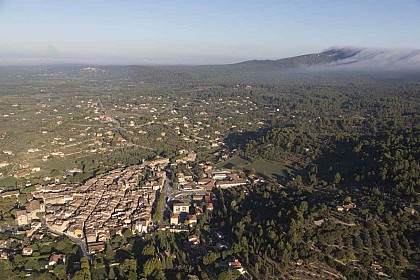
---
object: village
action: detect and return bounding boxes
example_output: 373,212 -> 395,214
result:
0,150 -> 253,277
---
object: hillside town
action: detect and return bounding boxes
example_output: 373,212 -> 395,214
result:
0,152 -> 253,277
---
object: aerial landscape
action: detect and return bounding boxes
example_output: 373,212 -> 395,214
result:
0,1 -> 419,280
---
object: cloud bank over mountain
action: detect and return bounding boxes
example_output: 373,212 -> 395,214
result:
325,47 -> 420,70
236,47 -> 420,72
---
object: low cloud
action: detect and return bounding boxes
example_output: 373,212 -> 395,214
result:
325,47 -> 420,71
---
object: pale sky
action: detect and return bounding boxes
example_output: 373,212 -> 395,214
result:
0,0 -> 419,65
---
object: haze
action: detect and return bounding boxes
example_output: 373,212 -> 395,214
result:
0,0 -> 420,65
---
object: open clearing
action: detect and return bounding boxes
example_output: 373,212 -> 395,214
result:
217,156 -> 292,179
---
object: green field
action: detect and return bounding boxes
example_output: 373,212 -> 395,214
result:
217,157 -> 292,179
216,157 -> 250,169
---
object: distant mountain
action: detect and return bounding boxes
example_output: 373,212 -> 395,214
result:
235,47 -> 360,68
236,47 -> 420,70
3,46 -> 419,86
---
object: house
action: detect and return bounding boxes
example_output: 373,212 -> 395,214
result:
201,180 -> 215,191
147,158 -> 170,168
198,178 -> 212,185
216,231 -> 224,240
16,210 -> 31,226
176,173 -> 186,184
184,174 -> 193,182
22,246 -> 33,256
0,251 -> 8,260
216,243 -> 228,250
88,242 -> 106,254
194,206 -> 203,216
188,215 -> 197,225
49,253 -> 65,266
188,235 -> 200,246
175,151 -> 197,163
205,202 -> 214,212
343,203 -> 356,212
86,232 -> 97,243
314,218 -> 325,227
192,195 -> 204,202
99,114 -> 112,121
228,259 -> 245,274
212,171 -> 230,180
170,213 -> 179,225
155,171 -> 166,178
215,179 -> 247,189
31,234 -> 44,240
0,190 -> 20,199
27,200 -> 45,219
50,220 -> 70,233
67,225 -> 84,238
228,174 -> 241,180
404,207 -> 417,215
371,261 -> 383,271
204,195 -> 212,203
134,220 -> 148,234
151,180 -> 162,191
173,202 -> 190,214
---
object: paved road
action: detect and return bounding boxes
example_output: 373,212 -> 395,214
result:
98,97 -> 157,151
68,236 -> 89,259
156,172 -> 172,225
98,97 -> 121,129
45,226 -> 89,259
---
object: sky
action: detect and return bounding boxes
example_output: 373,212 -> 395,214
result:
0,0 -> 420,65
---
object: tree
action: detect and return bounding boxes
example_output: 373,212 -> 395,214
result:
152,269 -> 166,280
203,251 -> 220,265
74,257 -> 91,280
142,244 -> 155,256
143,258 -> 162,276
108,267 -> 116,279
218,270 -> 241,280
376,201 -> 385,215
121,258 -> 137,279
13,254 -> 24,266
295,175 -> 303,187
123,229 -> 133,239
333,172 -> 342,185
53,264 -> 67,279
36,272 -> 57,280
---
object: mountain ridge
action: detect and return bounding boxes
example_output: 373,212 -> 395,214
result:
234,47 -> 420,70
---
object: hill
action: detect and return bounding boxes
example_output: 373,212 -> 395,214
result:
236,47 -> 420,70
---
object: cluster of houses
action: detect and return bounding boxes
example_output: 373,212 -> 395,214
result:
16,199 -> 45,227
336,203 -> 356,213
11,159 -> 171,256
176,166 -> 248,191
170,194 -> 216,227
0,232 -> 66,270
0,145 -> 255,278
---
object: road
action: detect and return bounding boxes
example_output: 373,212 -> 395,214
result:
45,225 -> 89,259
156,172 -> 172,225
68,236 -> 89,259
98,97 -> 121,129
98,97 -> 157,151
